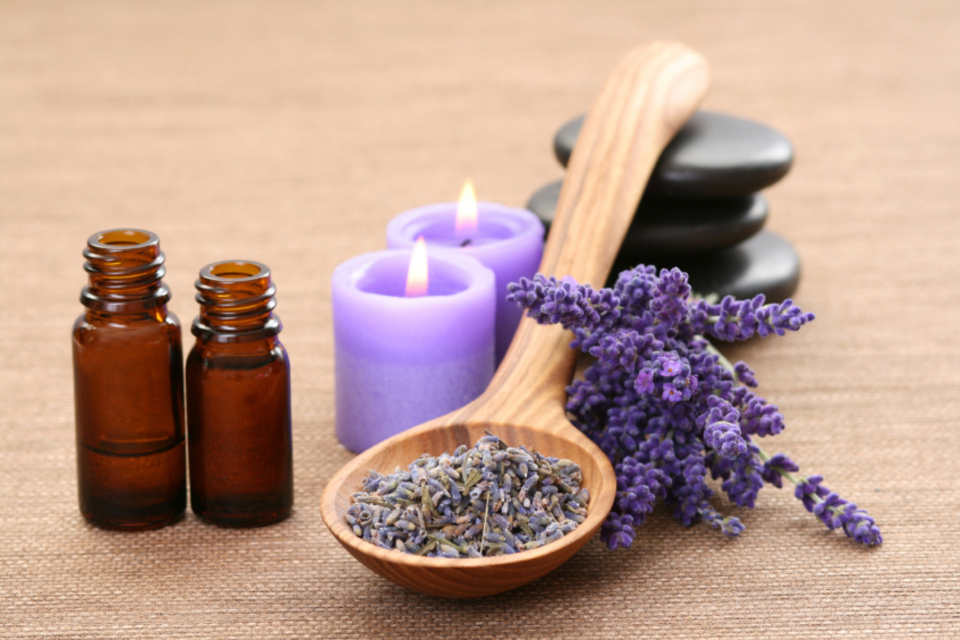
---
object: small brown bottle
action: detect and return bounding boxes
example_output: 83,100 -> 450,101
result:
186,260 -> 293,527
73,229 -> 187,531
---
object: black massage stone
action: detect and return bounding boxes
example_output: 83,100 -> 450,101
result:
526,179 -> 768,257
608,230 -> 801,303
554,111 -> 794,199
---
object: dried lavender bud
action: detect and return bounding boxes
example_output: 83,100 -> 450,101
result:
344,434 -> 590,558
508,264 -> 881,548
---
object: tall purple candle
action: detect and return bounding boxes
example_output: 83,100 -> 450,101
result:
386,187 -> 544,364
332,247 -> 496,453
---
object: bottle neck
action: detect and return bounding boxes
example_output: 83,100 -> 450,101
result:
192,260 -> 282,343
86,306 -> 169,326
80,228 -> 171,314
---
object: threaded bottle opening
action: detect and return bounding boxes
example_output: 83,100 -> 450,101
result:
81,228 -> 169,309
94,229 -> 153,247
209,261 -> 266,280
194,260 -> 279,338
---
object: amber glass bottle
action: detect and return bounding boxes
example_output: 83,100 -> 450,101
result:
73,229 -> 186,531
186,260 -> 293,527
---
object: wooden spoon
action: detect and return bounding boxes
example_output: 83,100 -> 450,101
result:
320,41 -> 710,598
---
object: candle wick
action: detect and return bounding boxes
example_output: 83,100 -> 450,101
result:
460,239 -> 472,247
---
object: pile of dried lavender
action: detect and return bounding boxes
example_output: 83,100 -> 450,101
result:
345,434 -> 590,558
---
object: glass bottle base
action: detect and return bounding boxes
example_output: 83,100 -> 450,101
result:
77,440 -> 187,532
82,510 -> 185,532
192,496 -> 292,528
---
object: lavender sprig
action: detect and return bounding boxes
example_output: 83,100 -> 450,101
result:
759,451 -> 883,545
693,295 -> 816,342
507,265 -> 881,548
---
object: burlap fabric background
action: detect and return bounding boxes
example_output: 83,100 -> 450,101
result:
2,1 -> 958,637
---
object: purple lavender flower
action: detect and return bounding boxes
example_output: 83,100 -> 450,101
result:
613,265 -> 658,316
693,294 -> 815,342
506,275 -> 621,332
793,474 -> 882,545
760,453 -> 800,488
634,369 -> 655,395
633,353 -> 699,403
844,509 -> 883,545
733,387 -> 785,437
650,267 -> 692,327
702,508 -> 745,537
660,357 -> 684,377
669,454 -> 713,526
588,329 -> 660,373
698,396 -> 747,459
721,445 -> 765,509
704,420 -> 747,459
794,474 -> 830,512
509,263 -> 879,548
612,459 -> 668,531
734,361 -> 758,387
601,512 -> 636,550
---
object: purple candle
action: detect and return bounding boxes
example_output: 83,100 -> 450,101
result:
332,243 -> 496,453
386,182 -> 545,364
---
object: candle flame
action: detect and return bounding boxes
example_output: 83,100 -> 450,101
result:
455,179 -> 478,234
405,236 -> 429,297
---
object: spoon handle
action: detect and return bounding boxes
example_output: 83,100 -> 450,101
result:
476,42 -> 710,428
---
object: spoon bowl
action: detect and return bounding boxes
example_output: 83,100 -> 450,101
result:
321,41 -> 711,598
321,401 -> 614,598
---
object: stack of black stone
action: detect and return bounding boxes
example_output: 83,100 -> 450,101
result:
526,111 -> 800,302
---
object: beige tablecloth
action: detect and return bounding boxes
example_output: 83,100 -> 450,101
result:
2,1 -> 959,637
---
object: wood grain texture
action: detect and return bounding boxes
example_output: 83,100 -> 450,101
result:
319,41 -> 710,598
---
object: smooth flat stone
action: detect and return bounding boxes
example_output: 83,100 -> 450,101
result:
527,180 -> 768,257
608,230 -> 801,303
554,111 -> 794,198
